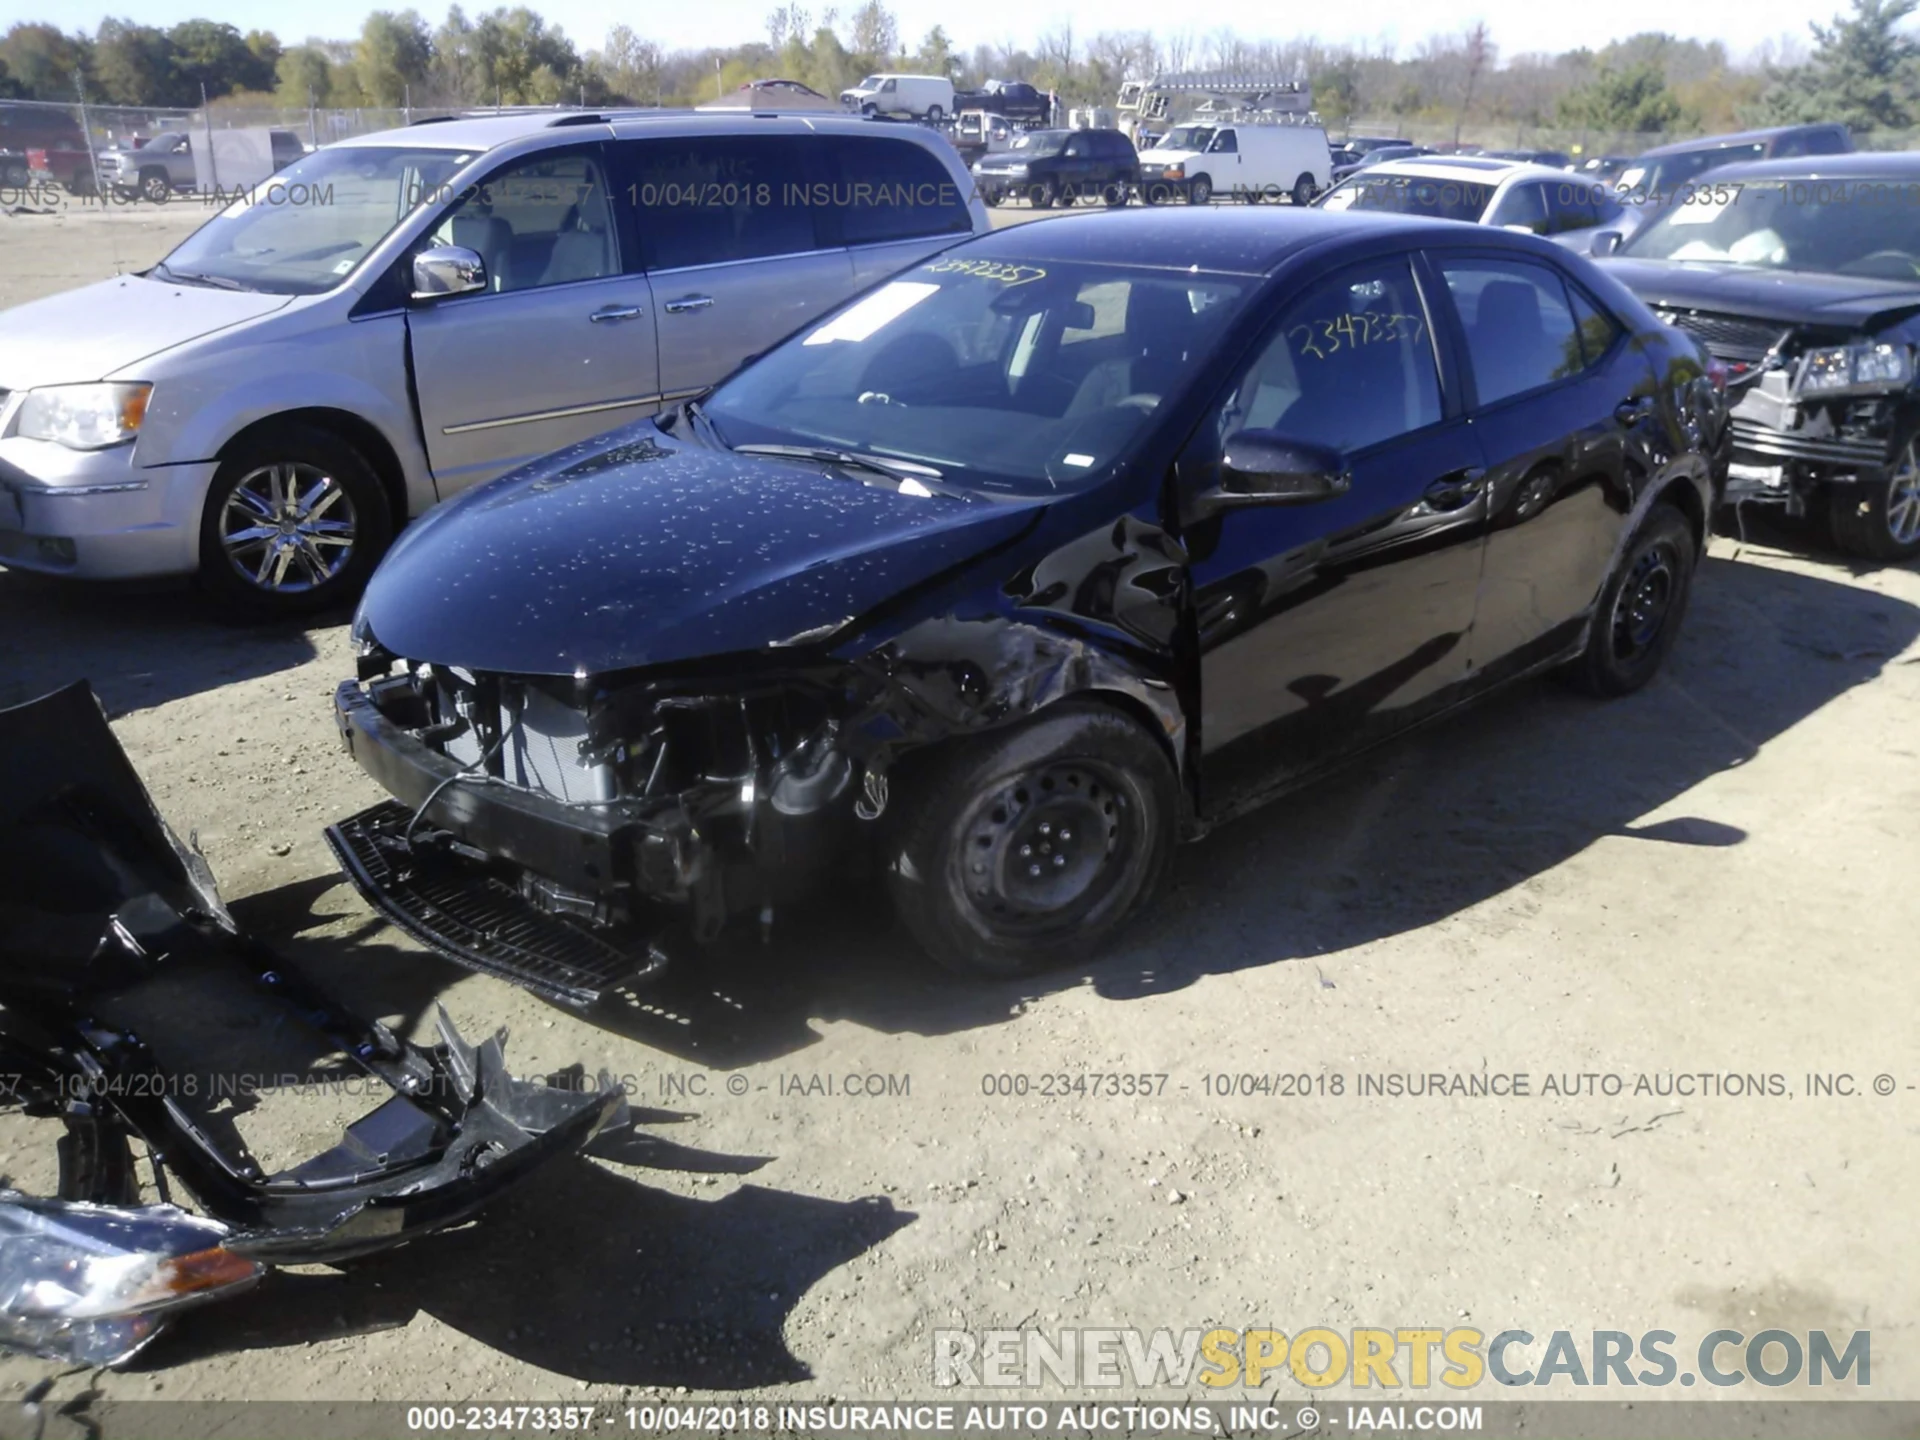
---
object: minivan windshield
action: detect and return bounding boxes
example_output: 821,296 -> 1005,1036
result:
1621,178 -> 1920,279
153,144 -> 474,295
702,256 -> 1249,496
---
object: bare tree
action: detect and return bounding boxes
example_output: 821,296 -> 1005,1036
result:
1453,21 -> 1495,145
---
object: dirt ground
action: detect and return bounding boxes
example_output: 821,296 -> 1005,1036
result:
0,202 -> 1915,1414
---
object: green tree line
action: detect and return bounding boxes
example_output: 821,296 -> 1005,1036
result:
0,0 -> 1911,138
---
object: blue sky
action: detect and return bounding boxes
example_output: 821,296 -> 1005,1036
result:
7,0 -> 1816,63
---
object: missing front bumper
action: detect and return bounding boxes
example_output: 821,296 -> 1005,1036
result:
327,800 -> 666,1008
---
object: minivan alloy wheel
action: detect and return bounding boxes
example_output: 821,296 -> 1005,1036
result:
1884,443 -> 1920,546
220,462 -> 358,592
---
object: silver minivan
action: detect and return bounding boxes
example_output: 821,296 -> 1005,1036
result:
0,110 -> 987,612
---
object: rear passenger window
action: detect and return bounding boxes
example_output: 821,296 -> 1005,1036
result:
623,136 -> 820,271
1546,181 -> 1599,234
431,147 -> 618,293
1439,258 -> 1585,405
1568,285 -> 1623,366
826,136 -> 972,245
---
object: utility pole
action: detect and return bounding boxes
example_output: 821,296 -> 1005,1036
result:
74,72 -> 107,204
201,81 -> 220,196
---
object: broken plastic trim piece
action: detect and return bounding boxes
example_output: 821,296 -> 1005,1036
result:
0,682 -> 631,1357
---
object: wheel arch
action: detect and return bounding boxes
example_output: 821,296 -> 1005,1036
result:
216,407 -> 409,534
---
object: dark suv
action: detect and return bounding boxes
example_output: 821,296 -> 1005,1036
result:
1616,124 -> 1851,205
971,127 -> 1140,208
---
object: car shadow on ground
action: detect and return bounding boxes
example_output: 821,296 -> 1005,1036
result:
0,568 -> 340,714
141,1159 -> 910,1386
525,550 -> 1920,1062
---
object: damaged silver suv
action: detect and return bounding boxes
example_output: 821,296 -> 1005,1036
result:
1599,152 -> 1920,560
329,209 -> 1719,996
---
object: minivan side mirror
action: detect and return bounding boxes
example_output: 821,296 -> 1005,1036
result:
1589,229 -> 1623,257
1194,431 -> 1351,515
412,245 -> 488,301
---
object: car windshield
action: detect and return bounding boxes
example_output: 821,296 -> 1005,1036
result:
1318,172 -> 1497,222
1158,126 -> 1215,152
1011,131 -> 1066,155
1621,179 -> 1920,279
859,75 -> 883,88
155,144 -> 473,295
701,257 -> 1249,496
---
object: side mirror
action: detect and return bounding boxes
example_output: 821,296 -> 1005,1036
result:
1589,229 -> 1623,257
411,244 -> 487,301
1196,432 -> 1351,514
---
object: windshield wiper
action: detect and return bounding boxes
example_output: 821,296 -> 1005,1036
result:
151,261 -> 250,292
733,444 -> 944,485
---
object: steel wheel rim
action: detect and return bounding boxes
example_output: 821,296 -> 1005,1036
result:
1886,443 -> 1920,545
220,461 -> 357,593
1610,540 -> 1677,662
957,760 -> 1137,938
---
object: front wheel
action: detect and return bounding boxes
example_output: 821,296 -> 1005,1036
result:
885,702 -> 1178,979
139,169 -> 170,203
1102,181 -> 1129,208
925,104 -> 944,123
197,424 -> 393,617
1828,437 -> 1920,561
1030,179 -> 1058,209
1186,174 -> 1212,205
1560,503 -> 1697,697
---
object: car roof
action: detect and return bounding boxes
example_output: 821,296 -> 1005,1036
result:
333,109 -> 932,152
1665,151 -> 1920,183
948,206 -> 1501,276
1637,123 -> 1845,158
1341,155 -> 1568,184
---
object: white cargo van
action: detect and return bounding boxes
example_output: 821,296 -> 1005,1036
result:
1135,120 -> 1332,206
839,73 -> 957,121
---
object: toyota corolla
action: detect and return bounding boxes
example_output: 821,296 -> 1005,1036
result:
328,209 -> 1719,999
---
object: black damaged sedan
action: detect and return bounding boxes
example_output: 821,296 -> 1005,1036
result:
331,209 -> 1719,996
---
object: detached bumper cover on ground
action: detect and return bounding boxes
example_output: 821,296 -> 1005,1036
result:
0,680 -> 629,1360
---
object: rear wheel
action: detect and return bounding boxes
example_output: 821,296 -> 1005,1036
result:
197,424 -> 393,617
926,104 -> 944,123
885,702 -> 1177,979
1292,172 -> 1318,206
0,157 -> 28,188
1828,437 -> 1920,562
1561,503 -> 1697,697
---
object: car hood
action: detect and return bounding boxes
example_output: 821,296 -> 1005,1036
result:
0,275 -> 291,388
357,425 -> 1047,678
1600,258 -> 1920,332
1138,148 -> 1200,165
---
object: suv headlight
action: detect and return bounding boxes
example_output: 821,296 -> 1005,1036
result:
16,382 -> 151,449
1798,343 -> 1913,396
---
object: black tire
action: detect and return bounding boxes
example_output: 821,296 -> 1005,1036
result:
885,701 -> 1178,979
1827,437 -> 1920,561
0,159 -> 28,188
1561,503 -> 1697,697
1292,173 -> 1317,206
1031,179 -> 1057,209
926,104 -> 944,124
1186,174 -> 1212,205
1103,181 -> 1129,208
139,168 -> 170,203
982,186 -> 1006,207
197,423 -> 394,617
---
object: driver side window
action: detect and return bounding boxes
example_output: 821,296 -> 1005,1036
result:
431,147 -> 617,295
1219,257 -> 1442,456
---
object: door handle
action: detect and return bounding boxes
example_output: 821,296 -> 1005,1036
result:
589,304 -> 644,323
664,295 -> 715,314
1423,468 -> 1486,509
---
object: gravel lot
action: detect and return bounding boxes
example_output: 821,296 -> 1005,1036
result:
1,201 -> 1916,1412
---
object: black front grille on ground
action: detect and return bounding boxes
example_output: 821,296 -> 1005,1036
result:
326,800 -> 661,1008
1657,310 -> 1790,363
